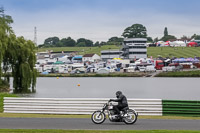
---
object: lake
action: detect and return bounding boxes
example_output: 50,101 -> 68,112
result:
10,77 -> 200,100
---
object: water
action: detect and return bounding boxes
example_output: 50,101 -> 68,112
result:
10,77 -> 200,100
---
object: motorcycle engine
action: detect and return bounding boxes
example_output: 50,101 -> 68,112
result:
109,110 -> 120,121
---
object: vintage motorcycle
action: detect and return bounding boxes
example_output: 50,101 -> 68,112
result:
91,101 -> 138,124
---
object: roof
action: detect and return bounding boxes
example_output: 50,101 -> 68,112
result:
83,54 -> 95,57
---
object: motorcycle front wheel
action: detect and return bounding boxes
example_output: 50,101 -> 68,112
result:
91,111 -> 106,124
123,109 -> 137,124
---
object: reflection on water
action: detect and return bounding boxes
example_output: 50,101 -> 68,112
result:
10,77 -> 200,100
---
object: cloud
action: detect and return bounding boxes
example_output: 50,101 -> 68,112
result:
5,0 -> 200,44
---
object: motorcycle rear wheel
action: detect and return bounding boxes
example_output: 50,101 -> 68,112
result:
123,109 -> 137,124
91,111 -> 106,124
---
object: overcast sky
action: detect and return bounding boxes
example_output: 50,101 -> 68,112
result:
1,0 -> 200,44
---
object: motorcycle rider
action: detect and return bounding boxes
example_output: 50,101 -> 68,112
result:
109,91 -> 128,116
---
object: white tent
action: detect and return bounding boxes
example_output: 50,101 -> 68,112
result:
169,41 -> 186,47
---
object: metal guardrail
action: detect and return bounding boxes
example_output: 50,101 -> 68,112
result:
163,100 -> 200,116
4,97 -> 162,116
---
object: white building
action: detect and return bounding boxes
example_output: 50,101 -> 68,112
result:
82,54 -> 101,62
101,50 -> 122,61
122,38 -> 147,59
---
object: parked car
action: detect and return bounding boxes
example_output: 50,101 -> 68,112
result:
145,65 -> 156,72
138,66 -> 146,72
162,63 -> 183,72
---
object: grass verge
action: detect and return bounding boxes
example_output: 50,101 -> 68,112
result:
1,113 -> 200,120
0,129 -> 200,133
39,73 -> 145,77
155,70 -> 200,77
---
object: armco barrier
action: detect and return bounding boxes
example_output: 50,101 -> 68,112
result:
162,100 -> 200,116
4,97 -> 162,116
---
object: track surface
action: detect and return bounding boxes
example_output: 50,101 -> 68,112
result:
0,117 -> 200,130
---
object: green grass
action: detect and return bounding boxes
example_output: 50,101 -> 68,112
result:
38,45 -> 120,55
1,113 -> 200,120
0,129 -> 200,133
148,47 -> 200,58
155,70 -> 200,77
0,93 -> 17,113
38,46 -> 200,58
39,73 -> 145,77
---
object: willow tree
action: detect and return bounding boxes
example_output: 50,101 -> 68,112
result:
1,8 -> 37,93
0,8 -> 13,82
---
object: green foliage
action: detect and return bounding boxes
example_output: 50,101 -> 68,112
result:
160,35 -> 177,42
76,38 -> 93,47
0,8 -> 37,93
160,27 -> 176,41
195,35 -> 200,40
164,27 -> 168,36
38,45 -> 120,55
0,79 -> 10,92
122,24 -> 147,38
0,8 -> 13,80
107,36 -> 123,45
147,37 -> 153,42
44,36 -> 60,46
155,70 -> 200,77
60,37 -> 76,47
9,37 -> 37,93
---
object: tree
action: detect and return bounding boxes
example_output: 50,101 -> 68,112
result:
94,41 -> 100,47
160,27 -> 176,41
147,37 -> 153,42
0,8 -> 37,93
99,41 -> 107,46
191,34 -> 200,40
76,42 -> 86,47
164,27 -> 168,36
160,35 -> 177,42
195,35 -> 200,40
154,37 -> 159,43
76,38 -> 93,47
0,7 -> 14,83
107,36 -> 123,45
60,37 -> 76,47
122,24 -> 147,38
44,37 -> 59,46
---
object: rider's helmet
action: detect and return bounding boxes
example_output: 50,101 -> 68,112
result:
116,91 -> 122,98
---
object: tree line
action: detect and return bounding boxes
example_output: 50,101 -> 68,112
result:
39,36 -> 124,48
0,8 -> 37,93
40,24 -> 200,48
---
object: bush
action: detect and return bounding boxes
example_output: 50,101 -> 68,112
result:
0,79 -> 10,92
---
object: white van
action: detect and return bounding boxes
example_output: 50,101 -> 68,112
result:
145,66 -> 156,72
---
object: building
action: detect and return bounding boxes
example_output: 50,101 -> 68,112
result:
82,54 -> 101,62
121,38 -> 147,59
101,50 -> 122,61
100,38 -> 147,61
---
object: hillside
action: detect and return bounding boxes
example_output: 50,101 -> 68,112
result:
38,46 -> 200,58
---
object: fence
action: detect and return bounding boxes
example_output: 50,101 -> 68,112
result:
4,97 -> 162,116
163,100 -> 200,116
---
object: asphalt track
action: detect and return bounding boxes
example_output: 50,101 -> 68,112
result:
0,117 -> 200,130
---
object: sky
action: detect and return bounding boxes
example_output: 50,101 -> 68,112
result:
1,0 -> 200,44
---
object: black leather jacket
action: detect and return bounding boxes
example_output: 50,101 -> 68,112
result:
110,94 -> 128,106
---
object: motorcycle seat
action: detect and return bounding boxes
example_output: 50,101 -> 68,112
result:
122,107 -> 129,111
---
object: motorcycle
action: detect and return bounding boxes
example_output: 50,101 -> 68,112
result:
91,101 -> 138,124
